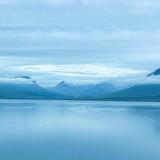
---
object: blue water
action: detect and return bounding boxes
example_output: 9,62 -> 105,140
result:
0,100 -> 160,160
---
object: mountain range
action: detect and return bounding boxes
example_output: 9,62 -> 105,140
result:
0,68 -> 160,101
0,77 -> 69,100
95,84 -> 160,102
49,81 -> 119,98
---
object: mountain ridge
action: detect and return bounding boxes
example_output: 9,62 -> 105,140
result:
147,68 -> 160,77
0,78 -> 70,100
94,84 -> 160,102
1,67 -> 160,101
50,81 -> 119,98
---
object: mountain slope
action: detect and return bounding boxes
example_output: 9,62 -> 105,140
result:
97,84 -> 160,101
147,68 -> 160,76
81,82 -> 118,98
0,78 -> 68,100
50,81 -> 118,98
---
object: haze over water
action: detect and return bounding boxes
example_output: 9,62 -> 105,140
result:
0,100 -> 160,160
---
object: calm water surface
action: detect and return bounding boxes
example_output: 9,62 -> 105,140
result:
0,100 -> 160,160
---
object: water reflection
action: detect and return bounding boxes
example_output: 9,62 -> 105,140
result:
0,100 -> 160,160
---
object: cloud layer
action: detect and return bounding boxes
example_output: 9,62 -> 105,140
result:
0,0 -> 160,82
9,64 -> 148,86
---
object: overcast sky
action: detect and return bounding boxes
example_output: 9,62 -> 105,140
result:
0,0 -> 159,85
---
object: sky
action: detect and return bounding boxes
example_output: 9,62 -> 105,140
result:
0,0 -> 160,86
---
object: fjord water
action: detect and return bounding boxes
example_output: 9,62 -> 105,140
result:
0,100 -> 160,160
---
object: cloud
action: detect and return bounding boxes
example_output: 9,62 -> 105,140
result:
9,64 -> 148,86
1,63 -> 159,87
0,0 -> 19,4
1,0 -> 160,9
41,0 -> 80,5
12,64 -> 146,77
0,0 -> 160,72
0,77 -> 33,84
43,0 -> 160,12
1,28 -> 160,49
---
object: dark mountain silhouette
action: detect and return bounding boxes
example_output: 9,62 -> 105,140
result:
147,68 -> 160,77
0,78 -> 69,100
96,84 -> 160,102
